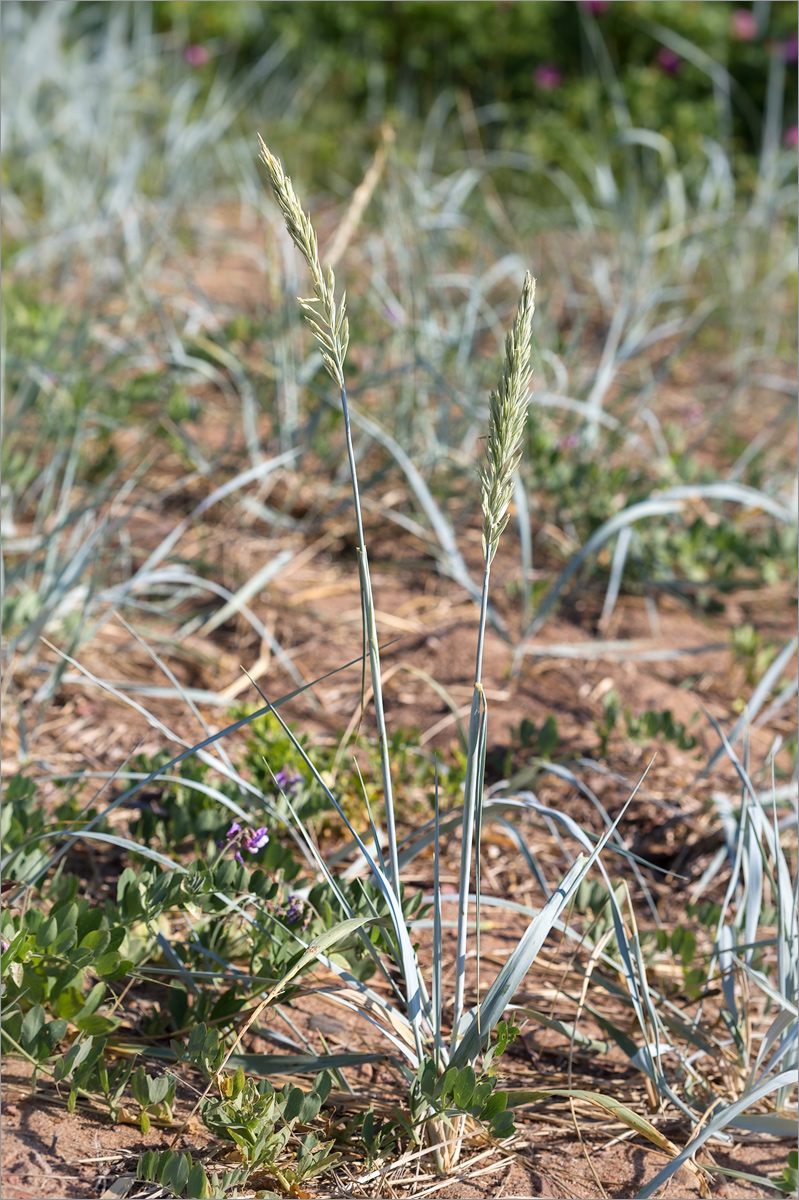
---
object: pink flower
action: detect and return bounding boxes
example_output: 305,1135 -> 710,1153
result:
533,64 -> 563,91
782,34 -> 798,63
731,9 -> 758,41
580,0 -> 610,13
784,125 -> 799,149
184,44 -> 210,67
656,47 -> 682,75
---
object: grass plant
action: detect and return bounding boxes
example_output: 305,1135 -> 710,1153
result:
253,142 -> 608,1166
1,4 -> 797,1197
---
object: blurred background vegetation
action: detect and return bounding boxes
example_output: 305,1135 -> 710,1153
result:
57,0 -> 797,191
1,0 -> 796,707
153,1 -> 796,174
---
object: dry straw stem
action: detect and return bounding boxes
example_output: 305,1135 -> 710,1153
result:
480,271 -> 536,564
258,134 -> 349,389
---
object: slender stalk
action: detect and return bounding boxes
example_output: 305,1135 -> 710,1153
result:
451,273 -> 535,1052
451,560 -> 491,1048
258,137 -> 400,894
339,383 -> 401,892
432,759 -> 443,1070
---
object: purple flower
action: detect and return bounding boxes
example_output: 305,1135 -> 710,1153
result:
274,768 -> 301,795
1,939 -> 9,955
580,1 -> 610,13
731,9 -> 758,41
656,47 -> 682,75
533,64 -> 563,91
558,433 -> 579,450
184,44 -> 210,67
245,826 -> 270,854
284,896 -> 304,925
221,820 -> 268,862
782,34 -> 798,63
784,125 -> 799,149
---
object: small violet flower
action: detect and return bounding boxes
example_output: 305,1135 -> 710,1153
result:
558,433 -> 579,450
782,34 -> 798,64
1,939 -> 9,955
274,768 -> 301,795
656,47 -> 682,75
784,125 -> 799,149
284,896 -> 304,925
533,64 -> 563,91
184,44 -> 210,67
245,827 -> 270,854
580,1 -> 610,14
220,820 -> 269,864
731,9 -> 758,41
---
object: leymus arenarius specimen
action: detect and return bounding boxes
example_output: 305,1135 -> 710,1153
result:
452,270 -> 536,1048
480,271 -> 535,564
258,136 -> 402,896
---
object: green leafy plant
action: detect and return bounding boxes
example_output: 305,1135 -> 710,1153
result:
594,695 -> 699,756
1,774 -> 110,883
625,708 -> 698,751
595,689 -> 621,758
730,623 -> 779,685
200,1068 -> 338,1194
51,1036 -> 119,1116
130,1064 -> 177,1134
136,1148 -> 231,1200
410,1019 -> 520,1140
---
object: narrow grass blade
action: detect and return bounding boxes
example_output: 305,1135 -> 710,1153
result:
696,637 -> 798,782
432,759 -> 444,1069
634,1071 -> 798,1199
133,449 -> 300,580
516,485 -> 795,651
256,693 -> 425,1040
264,916 -> 374,1006
198,549 -> 295,636
450,852 -> 588,1068
599,524 -> 632,631
142,1044 -> 390,1075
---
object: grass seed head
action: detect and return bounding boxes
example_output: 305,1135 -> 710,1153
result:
258,134 -> 349,388
480,271 -> 535,563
